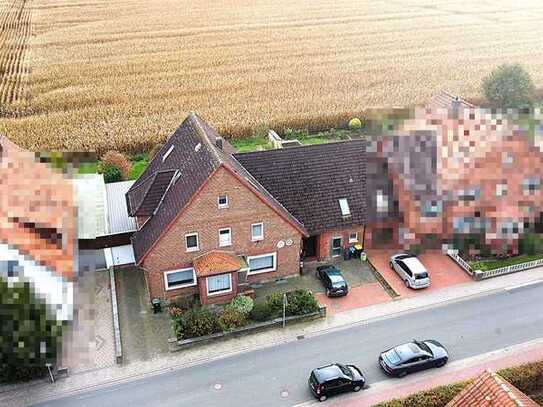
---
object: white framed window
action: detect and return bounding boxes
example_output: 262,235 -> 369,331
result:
218,195 -> 228,209
247,252 -> 277,275
219,228 -> 232,247
338,198 -> 351,216
206,273 -> 232,296
496,183 -> 508,197
349,232 -> 358,243
185,233 -> 199,252
251,222 -> 264,241
164,268 -> 196,290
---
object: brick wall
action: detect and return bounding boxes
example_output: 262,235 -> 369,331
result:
142,165 -> 303,301
316,226 -> 364,260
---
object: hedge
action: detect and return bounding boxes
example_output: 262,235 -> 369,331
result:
374,360 -> 543,407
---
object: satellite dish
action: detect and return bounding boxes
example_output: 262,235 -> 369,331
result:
277,240 -> 285,249
286,239 -> 293,246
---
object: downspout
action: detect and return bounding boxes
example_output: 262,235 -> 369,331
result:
362,224 -> 367,249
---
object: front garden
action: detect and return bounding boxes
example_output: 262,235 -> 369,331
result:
169,289 -> 320,340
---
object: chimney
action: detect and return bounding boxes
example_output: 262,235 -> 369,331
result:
215,136 -> 223,150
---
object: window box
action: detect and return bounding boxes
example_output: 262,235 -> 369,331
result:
185,233 -> 199,252
251,222 -> 264,241
247,252 -> 277,275
206,273 -> 232,296
164,268 -> 196,290
219,228 -> 232,247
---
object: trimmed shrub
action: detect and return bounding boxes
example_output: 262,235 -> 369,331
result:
99,164 -> 122,183
250,303 -> 273,322
520,232 -> 543,256
374,381 -> 470,407
285,289 -> 319,316
499,360 -> 543,394
230,295 -> 254,315
218,307 -> 248,331
348,117 -> 363,130
100,151 -> 132,180
169,306 -> 186,339
182,309 -> 221,339
266,292 -> 284,317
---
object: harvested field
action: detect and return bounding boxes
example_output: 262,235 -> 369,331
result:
1,0 -> 543,153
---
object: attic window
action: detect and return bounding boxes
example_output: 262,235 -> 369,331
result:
162,145 -> 174,162
339,198 -> 351,217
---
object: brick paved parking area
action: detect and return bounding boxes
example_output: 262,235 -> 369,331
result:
60,269 -> 116,373
115,267 -> 171,364
253,258 -> 393,314
367,249 -> 473,298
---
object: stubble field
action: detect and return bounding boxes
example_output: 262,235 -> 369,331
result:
1,0 -> 543,153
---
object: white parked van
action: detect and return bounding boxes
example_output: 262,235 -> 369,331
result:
389,253 -> 430,289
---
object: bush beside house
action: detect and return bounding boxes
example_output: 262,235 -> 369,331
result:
374,360 -> 543,407
170,290 -> 319,340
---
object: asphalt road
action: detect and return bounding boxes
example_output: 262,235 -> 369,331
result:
36,281 -> 543,407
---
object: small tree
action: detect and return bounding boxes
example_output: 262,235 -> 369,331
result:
98,151 -> 132,181
482,64 -> 535,107
1,279 -> 64,383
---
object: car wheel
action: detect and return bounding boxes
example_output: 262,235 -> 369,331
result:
389,261 -> 394,269
436,358 -> 447,367
397,370 -> 408,378
353,385 -> 361,392
404,280 -> 410,288
326,288 -> 331,297
319,395 -> 327,402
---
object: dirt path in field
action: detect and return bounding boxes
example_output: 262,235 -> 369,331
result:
0,0 -> 32,110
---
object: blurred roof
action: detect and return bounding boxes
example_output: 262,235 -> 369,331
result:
105,180 -> 137,235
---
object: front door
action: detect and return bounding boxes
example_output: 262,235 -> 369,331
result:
302,236 -> 317,258
331,237 -> 343,257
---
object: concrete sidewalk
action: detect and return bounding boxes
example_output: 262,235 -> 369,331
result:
3,267 -> 543,407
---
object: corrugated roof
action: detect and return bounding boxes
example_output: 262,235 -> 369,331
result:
73,174 -> 108,239
105,180 -> 138,235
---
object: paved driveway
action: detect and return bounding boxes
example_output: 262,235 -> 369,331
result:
253,259 -> 393,314
367,249 -> 473,298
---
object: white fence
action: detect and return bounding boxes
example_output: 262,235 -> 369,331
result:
447,249 -> 543,280
446,249 -> 473,276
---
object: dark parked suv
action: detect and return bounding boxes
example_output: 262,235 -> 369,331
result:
316,265 -> 348,297
308,363 -> 365,402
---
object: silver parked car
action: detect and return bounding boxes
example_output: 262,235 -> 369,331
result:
389,253 -> 430,289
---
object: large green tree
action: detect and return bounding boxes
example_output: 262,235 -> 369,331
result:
482,64 -> 536,107
0,278 -> 64,383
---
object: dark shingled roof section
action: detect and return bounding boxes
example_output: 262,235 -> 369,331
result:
234,141 -> 367,235
128,113 -> 306,263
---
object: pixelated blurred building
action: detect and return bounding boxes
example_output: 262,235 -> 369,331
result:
0,135 -> 76,321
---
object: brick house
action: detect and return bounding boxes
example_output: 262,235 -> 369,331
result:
127,113 -> 308,305
365,91 -> 543,253
127,113 -> 369,304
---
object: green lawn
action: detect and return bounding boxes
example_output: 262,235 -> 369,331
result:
76,154 -> 149,181
470,254 -> 543,271
230,136 -> 270,153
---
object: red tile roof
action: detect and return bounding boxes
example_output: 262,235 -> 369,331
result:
193,250 -> 241,277
446,369 -> 539,407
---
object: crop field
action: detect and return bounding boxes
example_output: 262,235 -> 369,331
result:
1,0 -> 543,153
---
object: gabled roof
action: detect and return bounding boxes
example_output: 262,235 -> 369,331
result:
234,140 -> 367,235
446,369 -> 538,407
129,113 -> 306,264
193,250 -> 241,277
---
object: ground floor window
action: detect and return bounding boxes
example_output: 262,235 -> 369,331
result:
331,237 -> 343,257
349,232 -> 358,243
164,268 -> 196,290
247,252 -> 277,275
206,273 -> 232,295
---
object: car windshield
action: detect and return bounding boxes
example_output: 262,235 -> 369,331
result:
415,341 -> 432,354
383,349 -> 401,365
337,364 -> 352,378
329,274 -> 344,284
415,272 -> 429,279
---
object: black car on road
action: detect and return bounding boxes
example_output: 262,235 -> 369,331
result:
308,363 -> 365,402
379,339 -> 449,378
316,265 -> 348,297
